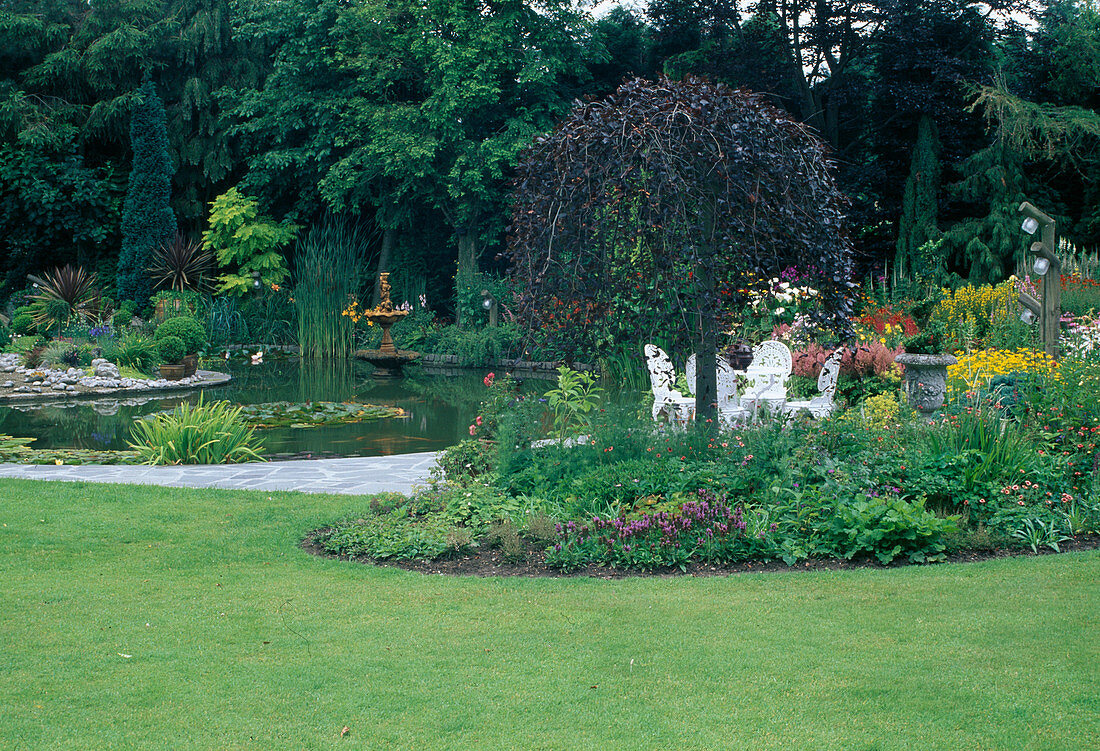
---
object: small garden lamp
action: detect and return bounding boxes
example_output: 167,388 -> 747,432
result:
1018,291 -> 1041,326
480,289 -> 498,327
251,270 -> 262,290
1017,201 -> 1059,358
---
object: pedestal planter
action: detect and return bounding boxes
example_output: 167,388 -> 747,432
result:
895,353 -> 957,414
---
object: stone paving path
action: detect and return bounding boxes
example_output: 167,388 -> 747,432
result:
0,452 -> 440,497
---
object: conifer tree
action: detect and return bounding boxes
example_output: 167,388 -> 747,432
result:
943,137 -> 1030,283
895,115 -> 942,281
117,75 -> 177,304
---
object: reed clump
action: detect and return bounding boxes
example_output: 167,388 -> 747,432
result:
295,221 -> 368,359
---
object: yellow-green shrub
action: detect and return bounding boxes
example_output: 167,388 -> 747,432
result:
859,393 -> 901,430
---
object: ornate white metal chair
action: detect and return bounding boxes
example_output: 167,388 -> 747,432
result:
740,340 -> 793,417
685,353 -> 751,427
783,348 -> 843,418
643,344 -> 695,427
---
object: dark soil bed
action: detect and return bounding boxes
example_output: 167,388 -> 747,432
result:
301,531 -> 1100,579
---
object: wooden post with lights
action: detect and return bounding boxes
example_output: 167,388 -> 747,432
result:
1018,201 -> 1060,359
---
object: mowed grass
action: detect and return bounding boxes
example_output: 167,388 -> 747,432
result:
1,480 -> 1097,750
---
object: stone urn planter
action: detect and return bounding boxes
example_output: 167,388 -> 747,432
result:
182,354 -> 198,377
895,353 -> 957,414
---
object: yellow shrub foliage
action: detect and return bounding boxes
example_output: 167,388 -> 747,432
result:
859,393 -> 901,430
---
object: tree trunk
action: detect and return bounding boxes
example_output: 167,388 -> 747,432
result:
455,226 -> 479,328
372,226 -> 397,305
694,258 -> 719,428
694,197 -> 719,428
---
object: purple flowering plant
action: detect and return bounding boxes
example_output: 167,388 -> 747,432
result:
546,488 -> 778,571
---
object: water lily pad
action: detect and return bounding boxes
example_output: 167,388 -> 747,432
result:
233,401 -> 404,429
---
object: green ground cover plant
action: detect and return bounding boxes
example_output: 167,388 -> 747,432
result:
0,479 -> 1097,749
323,353 -> 1100,572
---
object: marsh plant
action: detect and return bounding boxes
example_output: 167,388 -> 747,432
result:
129,397 -> 264,465
295,221 -> 368,359
544,365 -> 603,441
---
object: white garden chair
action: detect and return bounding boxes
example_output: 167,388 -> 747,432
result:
783,348 -> 843,419
643,344 -> 695,427
685,353 -> 751,427
740,340 -> 793,417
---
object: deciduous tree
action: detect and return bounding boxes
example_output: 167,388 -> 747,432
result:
509,77 -> 854,423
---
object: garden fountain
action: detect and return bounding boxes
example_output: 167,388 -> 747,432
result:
354,273 -> 420,378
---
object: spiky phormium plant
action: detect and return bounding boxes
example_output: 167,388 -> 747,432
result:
150,233 -> 215,292
28,264 -> 102,333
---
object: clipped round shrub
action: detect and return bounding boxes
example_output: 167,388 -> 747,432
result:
111,300 -> 137,329
156,335 -> 186,364
154,316 -> 206,354
11,313 -> 35,336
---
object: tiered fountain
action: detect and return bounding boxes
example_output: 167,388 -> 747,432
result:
354,273 -> 420,378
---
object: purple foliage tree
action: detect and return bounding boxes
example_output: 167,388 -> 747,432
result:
508,76 -> 855,424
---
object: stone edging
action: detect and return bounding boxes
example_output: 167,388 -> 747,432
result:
0,367 -> 231,406
419,353 -> 594,373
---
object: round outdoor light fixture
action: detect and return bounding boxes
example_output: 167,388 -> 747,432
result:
1021,216 -> 1040,235
1020,308 -> 1037,325
1033,256 -> 1051,276
482,297 -> 493,310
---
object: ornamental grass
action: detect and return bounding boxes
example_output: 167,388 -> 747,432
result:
128,397 -> 264,465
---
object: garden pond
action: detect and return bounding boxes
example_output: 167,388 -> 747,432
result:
0,359 -> 551,459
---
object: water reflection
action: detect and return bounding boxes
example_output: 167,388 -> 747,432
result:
0,360 -> 542,458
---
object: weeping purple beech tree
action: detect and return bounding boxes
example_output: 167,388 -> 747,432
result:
508,76 -> 855,424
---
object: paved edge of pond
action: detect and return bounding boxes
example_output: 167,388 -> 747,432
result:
0,451 -> 440,496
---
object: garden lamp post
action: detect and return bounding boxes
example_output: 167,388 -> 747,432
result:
481,289 -> 498,327
1018,201 -> 1060,359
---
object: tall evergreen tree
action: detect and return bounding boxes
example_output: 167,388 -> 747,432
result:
943,137 -> 1031,284
117,75 -> 176,304
895,114 -> 942,281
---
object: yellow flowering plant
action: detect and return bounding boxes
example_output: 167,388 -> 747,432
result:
930,280 -> 1028,352
947,347 -> 1058,393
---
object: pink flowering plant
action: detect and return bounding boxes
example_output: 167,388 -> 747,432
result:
464,370 -> 545,446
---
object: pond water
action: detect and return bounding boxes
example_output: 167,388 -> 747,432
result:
0,359 -> 532,459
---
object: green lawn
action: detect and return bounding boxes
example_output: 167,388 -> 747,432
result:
1,479 -> 1097,750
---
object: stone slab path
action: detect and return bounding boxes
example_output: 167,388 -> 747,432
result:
0,452 -> 439,497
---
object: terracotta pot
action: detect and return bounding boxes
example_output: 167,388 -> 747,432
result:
159,363 -> 186,381
182,354 -> 198,376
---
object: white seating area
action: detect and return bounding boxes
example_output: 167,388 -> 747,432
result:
643,341 -> 842,427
